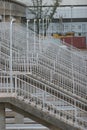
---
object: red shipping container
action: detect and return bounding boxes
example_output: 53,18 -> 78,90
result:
61,36 -> 86,49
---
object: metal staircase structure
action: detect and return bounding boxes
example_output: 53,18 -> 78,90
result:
0,22 -> 87,130
27,0 -> 61,35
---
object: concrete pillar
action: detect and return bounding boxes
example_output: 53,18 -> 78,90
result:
0,104 -> 5,130
15,113 -> 24,124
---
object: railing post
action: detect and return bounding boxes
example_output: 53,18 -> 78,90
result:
47,19 -> 49,37
46,18 -> 47,37
36,53 -> 38,66
34,19 -> 36,52
10,18 -> 16,93
74,100 -> 77,126
27,19 -> 30,72
42,91 -> 45,110
24,59 -> 26,72
43,18 -> 44,40
54,61 -> 55,71
50,70 -> 53,82
15,76 -> 17,94
39,19 -> 41,52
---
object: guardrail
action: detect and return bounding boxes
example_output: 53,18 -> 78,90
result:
0,22 -> 87,130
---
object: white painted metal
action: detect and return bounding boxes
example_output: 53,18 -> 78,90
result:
10,18 -> 16,93
0,21 -> 87,130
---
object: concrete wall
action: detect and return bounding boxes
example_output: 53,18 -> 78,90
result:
0,1 -> 26,22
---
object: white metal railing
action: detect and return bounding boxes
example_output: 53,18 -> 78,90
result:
0,22 -> 87,130
0,71 -> 87,130
0,22 -> 87,100
11,51 -> 87,101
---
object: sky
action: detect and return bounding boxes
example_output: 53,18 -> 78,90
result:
14,0 -> 87,6
14,0 -> 53,6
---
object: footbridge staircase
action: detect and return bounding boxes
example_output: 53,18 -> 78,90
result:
0,22 -> 87,130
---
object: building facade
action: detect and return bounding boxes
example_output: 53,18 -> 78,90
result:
0,0 -> 26,22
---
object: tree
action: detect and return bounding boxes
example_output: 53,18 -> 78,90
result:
26,0 -> 61,35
